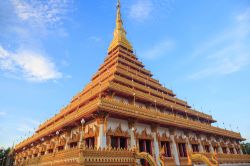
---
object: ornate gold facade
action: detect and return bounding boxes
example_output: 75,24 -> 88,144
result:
14,1 -> 250,166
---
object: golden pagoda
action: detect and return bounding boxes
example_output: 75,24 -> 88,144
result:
14,1 -> 250,166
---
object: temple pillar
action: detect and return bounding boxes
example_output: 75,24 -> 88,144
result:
170,135 -> 180,166
209,140 -> 214,153
218,145 -> 223,154
226,146 -> 230,154
151,125 -> 160,166
186,137 -> 192,152
240,146 -> 243,154
233,146 -> 237,154
128,119 -> 136,148
65,130 -> 71,150
79,124 -> 86,149
198,139 -> 204,152
96,113 -> 108,149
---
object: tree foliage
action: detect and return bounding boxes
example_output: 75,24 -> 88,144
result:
241,143 -> 250,155
0,147 -> 11,166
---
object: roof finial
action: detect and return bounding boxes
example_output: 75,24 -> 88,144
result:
108,0 -> 133,53
117,0 -> 120,8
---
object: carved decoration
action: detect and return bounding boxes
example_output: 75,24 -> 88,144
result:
57,137 -> 66,147
39,144 -> 46,152
106,123 -> 129,137
150,124 -> 158,133
157,132 -> 170,142
175,135 -> 186,143
128,119 -> 135,129
189,137 -> 199,144
68,133 -> 80,143
135,128 -> 153,140
211,140 -> 219,147
201,140 -> 210,146
220,141 -> 227,147
85,126 -> 95,138
47,142 -> 55,150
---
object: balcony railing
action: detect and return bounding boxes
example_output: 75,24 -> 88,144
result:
99,97 -> 242,140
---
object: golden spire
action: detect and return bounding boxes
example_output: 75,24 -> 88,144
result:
108,0 -> 133,52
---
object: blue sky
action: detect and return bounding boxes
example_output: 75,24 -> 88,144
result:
0,0 -> 250,148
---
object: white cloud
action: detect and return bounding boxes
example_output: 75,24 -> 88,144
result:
142,40 -> 175,59
129,0 -> 153,21
236,7 -> 250,23
189,8 -> 250,79
11,0 -> 73,29
0,111 -> 7,116
89,36 -> 102,42
128,0 -> 175,21
0,45 -> 62,82
17,118 -> 40,133
17,124 -> 33,132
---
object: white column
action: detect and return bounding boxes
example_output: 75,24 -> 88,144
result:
152,132 -> 160,166
209,141 -> 214,153
240,147 -> 243,154
64,131 -> 71,150
128,119 -> 136,149
198,139 -> 204,152
218,145 -> 223,154
226,146 -> 230,154
186,138 -> 192,152
170,135 -> 180,166
97,123 -> 106,149
233,146 -> 237,154
79,125 -> 85,149
130,128 -> 136,148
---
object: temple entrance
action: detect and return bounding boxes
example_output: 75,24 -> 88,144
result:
139,139 -> 152,166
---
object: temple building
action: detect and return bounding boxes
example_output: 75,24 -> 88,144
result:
14,1 -> 250,166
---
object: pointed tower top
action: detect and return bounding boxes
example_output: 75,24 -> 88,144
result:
108,0 -> 133,53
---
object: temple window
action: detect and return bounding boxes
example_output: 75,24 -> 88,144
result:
139,139 -> 152,166
33,154 -> 38,157
85,137 -> 95,148
69,142 -> 78,149
204,145 -> 210,153
229,148 -> 234,154
191,144 -> 199,152
40,151 -> 45,156
48,149 -> 53,154
160,141 -> 171,157
111,136 -> 127,149
58,146 -> 64,151
222,147 -> 227,154
139,139 -> 152,154
178,143 -> 187,157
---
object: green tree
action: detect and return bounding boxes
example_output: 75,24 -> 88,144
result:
0,148 -> 11,166
241,143 -> 250,155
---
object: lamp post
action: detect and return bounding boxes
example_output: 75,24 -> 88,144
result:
80,118 -> 85,148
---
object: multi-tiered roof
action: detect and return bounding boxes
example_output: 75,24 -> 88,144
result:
15,0 -> 244,151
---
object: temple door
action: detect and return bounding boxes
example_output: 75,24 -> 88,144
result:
139,139 -> 152,166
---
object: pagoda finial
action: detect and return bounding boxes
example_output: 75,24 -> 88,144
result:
108,0 -> 133,53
